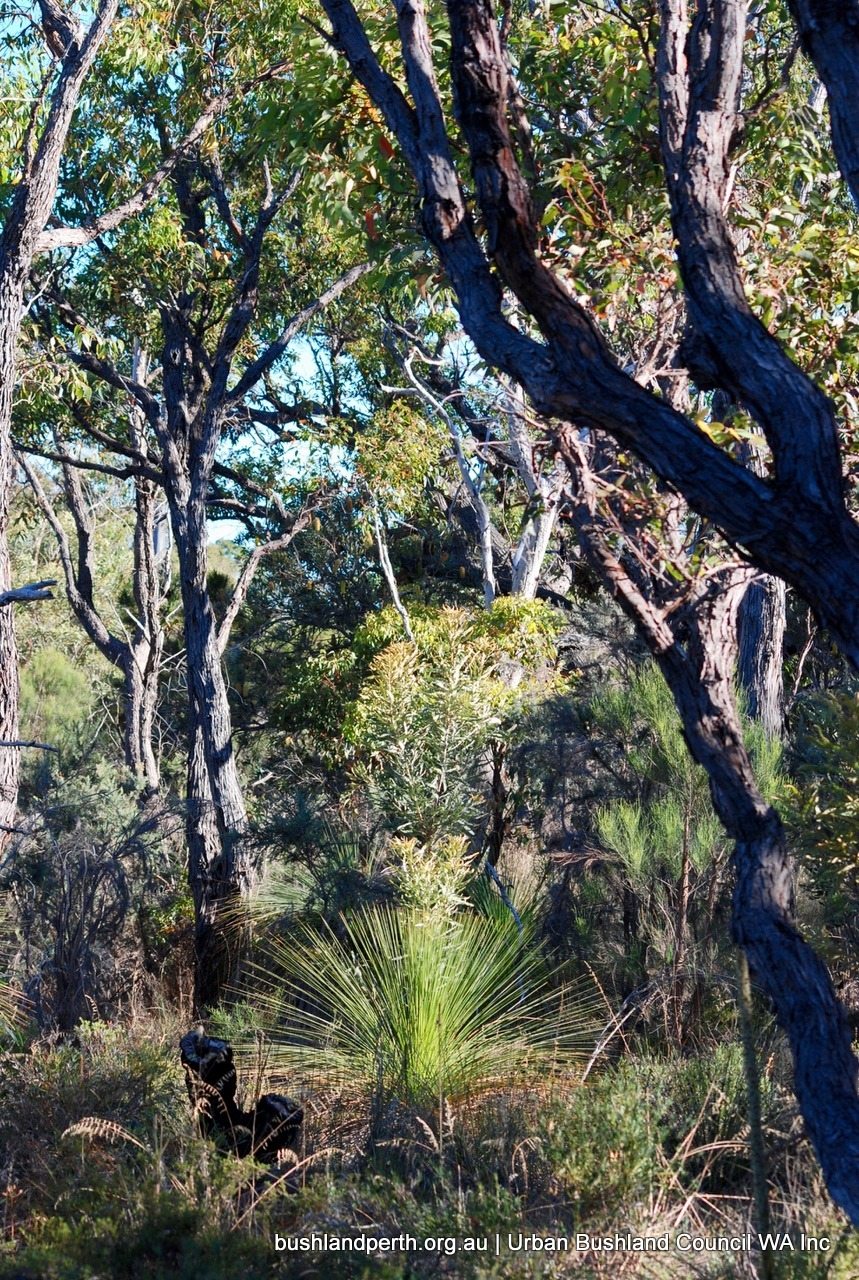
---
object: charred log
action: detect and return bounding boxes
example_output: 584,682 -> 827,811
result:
179,1031 -> 303,1161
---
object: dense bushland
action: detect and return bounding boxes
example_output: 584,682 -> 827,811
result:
4,0 -> 859,1274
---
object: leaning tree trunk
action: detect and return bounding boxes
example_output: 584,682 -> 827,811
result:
654,589 -> 859,1216
642,567 -> 858,1215
560,431 -> 859,1223
643,570 -> 859,1219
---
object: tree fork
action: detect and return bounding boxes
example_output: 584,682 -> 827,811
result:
319,0 -> 859,664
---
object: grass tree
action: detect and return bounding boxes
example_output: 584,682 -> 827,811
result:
252,904 -> 598,1112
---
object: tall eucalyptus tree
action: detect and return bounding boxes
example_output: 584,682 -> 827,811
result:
309,0 -> 859,1218
32,139 -> 370,1006
0,0 -> 237,840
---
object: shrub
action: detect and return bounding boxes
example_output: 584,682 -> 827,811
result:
345,602 -> 561,844
538,1061 -> 664,1218
346,636 -> 503,842
0,770 -> 169,1029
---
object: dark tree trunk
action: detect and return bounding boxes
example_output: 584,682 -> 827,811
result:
734,439 -> 786,741
559,430 -> 859,1221
123,655 -> 147,780
320,0 -> 859,665
658,583 -> 859,1214
167,471 -> 251,1011
787,2 -> 859,208
737,574 -> 786,739
485,740 -> 507,867
174,506 -> 248,859
187,713 -> 237,1010
580,513 -> 859,1221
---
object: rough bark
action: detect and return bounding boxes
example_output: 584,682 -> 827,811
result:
128,472 -> 164,794
560,430 -> 859,1223
174,487 -> 249,864
151,366 -> 251,1009
668,588 -> 859,1224
737,573 -> 786,739
787,1 -> 859,208
733,440 -> 786,739
657,1 -> 841,496
319,0 -> 859,667
186,705 -> 239,1011
0,302 -> 21,839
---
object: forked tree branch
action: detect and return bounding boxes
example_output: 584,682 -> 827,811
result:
217,507 -> 314,654
319,0 -> 859,667
34,61 -> 293,254
17,452 -> 124,664
656,0 -> 843,495
227,259 -> 374,403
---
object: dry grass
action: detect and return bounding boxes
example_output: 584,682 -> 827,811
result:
0,1007 -> 854,1279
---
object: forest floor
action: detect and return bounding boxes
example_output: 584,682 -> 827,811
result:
0,1012 -> 855,1280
